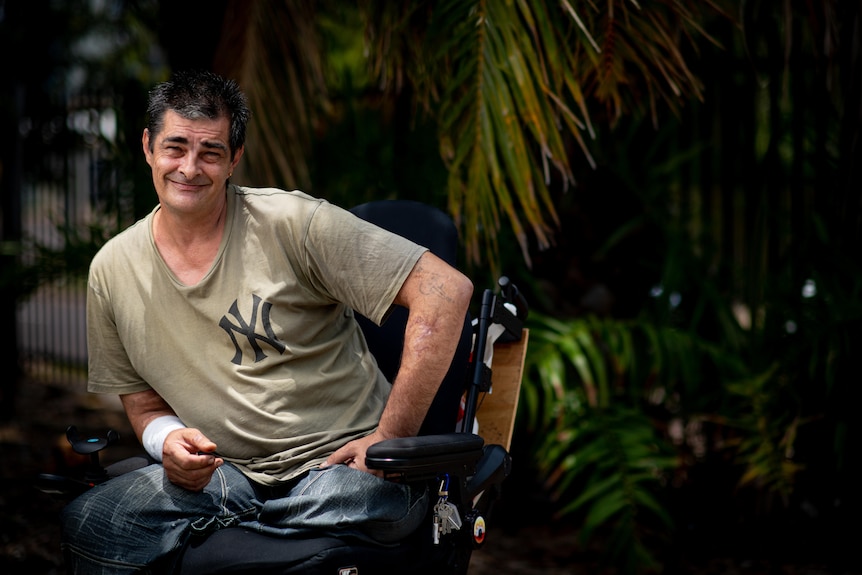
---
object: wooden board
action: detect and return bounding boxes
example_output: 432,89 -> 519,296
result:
475,329 -> 529,451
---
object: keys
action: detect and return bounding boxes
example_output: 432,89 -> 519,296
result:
432,475 -> 462,544
436,500 -> 462,534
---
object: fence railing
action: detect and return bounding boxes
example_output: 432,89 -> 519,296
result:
14,93 -> 130,385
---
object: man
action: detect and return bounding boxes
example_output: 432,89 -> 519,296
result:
60,69 -> 473,573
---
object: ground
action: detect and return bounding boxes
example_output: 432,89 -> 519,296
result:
1,373 -> 859,575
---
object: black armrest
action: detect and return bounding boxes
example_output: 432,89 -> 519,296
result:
106,455 -> 153,478
365,433 -> 484,481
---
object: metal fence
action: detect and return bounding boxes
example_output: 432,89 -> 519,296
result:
15,92 -> 130,385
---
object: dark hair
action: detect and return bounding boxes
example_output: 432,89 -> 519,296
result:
146,70 -> 251,158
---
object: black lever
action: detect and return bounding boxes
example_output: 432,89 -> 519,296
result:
36,426 -> 120,497
497,276 -> 529,321
491,276 -> 527,343
66,425 -> 120,484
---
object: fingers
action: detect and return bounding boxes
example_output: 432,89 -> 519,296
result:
323,444 -> 351,467
164,451 -> 222,491
162,428 -> 223,491
323,436 -> 384,478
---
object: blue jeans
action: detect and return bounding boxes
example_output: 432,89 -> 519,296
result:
60,462 -> 429,574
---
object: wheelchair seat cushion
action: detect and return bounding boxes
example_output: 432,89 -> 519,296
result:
180,526 -> 421,574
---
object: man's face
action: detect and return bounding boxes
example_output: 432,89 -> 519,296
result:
142,109 -> 243,215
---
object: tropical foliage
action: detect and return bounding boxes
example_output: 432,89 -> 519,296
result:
517,256 -> 860,572
221,0 -> 731,273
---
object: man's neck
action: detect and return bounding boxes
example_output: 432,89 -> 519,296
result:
152,192 -> 228,285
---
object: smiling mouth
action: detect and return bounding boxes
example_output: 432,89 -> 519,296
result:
169,179 -> 208,189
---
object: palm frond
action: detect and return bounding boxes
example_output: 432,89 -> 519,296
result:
573,0 -> 729,126
223,1 -> 728,269
724,367 -> 805,504
518,311 -> 732,570
545,407 -> 676,573
215,0 -> 328,191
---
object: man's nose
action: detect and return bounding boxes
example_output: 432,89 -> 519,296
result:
178,154 -> 201,179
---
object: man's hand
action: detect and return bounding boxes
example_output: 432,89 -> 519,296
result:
323,431 -> 388,478
162,428 -> 224,491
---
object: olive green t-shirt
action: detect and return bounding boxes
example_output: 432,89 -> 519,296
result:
86,186 -> 427,485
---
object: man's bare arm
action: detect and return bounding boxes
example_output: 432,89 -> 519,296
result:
121,389 -> 222,491
120,389 -> 177,440
325,251 -> 473,474
379,251 -> 473,439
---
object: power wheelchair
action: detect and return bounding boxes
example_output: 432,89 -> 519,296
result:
38,199 -> 528,574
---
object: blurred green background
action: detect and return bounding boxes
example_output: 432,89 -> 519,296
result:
1,1 -> 860,573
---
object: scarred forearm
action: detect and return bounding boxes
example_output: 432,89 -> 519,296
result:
377,251 -> 473,439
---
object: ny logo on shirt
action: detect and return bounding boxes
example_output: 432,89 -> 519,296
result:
219,294 -> 286,364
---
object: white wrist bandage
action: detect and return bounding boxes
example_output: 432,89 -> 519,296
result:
142,415 -> 186,462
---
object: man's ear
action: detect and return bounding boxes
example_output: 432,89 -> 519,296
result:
142,129 -> 153,166
230,145 -> 244,171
